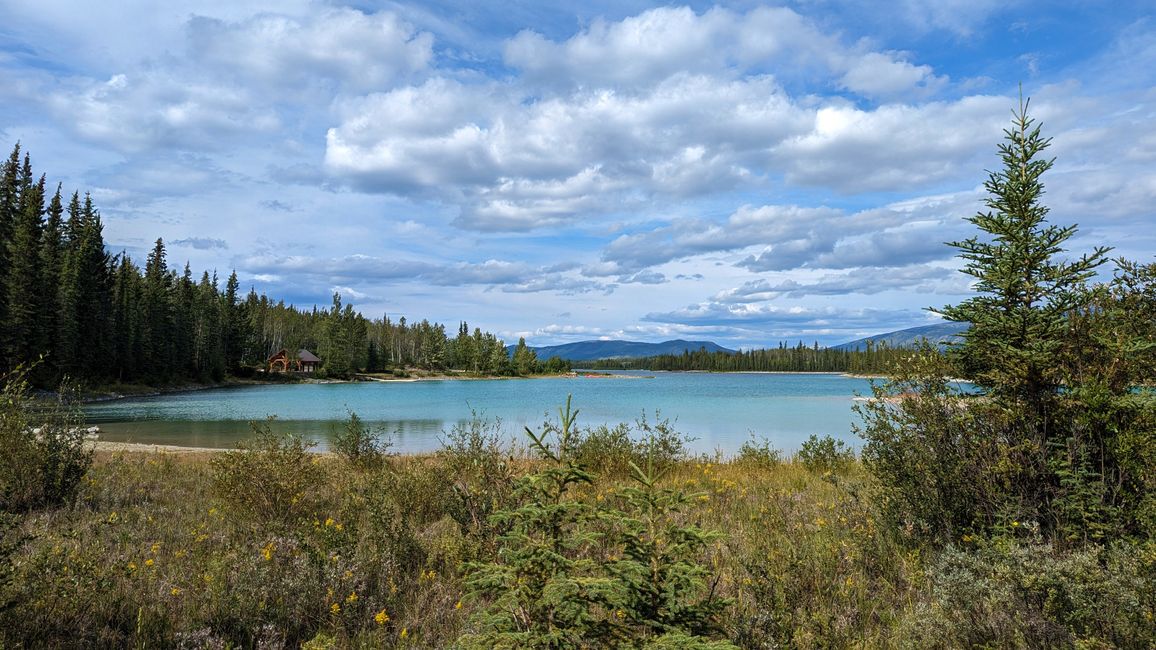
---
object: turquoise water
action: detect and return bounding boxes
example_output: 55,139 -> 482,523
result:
83,372 -> 877,455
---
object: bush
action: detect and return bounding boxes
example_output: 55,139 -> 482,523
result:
211,419 -> 324,529
736,435 -> 782,468
572,422 -> 636,475
438,412 -> 517,547
857,349 -> 1013,543
330,411 -> 392,469
795,434 -> 854,474
570,414 -> 695,478
0,366 -> 92,512
898,538 -> 1156,649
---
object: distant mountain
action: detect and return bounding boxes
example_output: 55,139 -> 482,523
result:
510,339 -> 737,361
832,322 -> 969,352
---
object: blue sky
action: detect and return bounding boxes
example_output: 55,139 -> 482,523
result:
2,1 -> 1153,348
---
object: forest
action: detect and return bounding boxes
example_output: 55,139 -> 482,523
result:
588,339 -> 911,374
0,144 -> 566,387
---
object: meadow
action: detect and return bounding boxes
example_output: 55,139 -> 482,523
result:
2,406 -> 1151,649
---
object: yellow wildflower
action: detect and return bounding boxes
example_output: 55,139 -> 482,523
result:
375,609 -> 390,625
262,542 -> 275,561
400,628 -> 408,639
171,587 -> 181,596
346,591 -> 358,604
331,602 -> 341,615
150,543 -> 161,554
145,558 -> 155,567
454,600 -> 462,610
325,517 -> 335,527
127,562 -> 137,571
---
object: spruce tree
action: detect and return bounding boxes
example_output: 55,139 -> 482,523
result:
38,185 -> 66,378
4,172 -> 46,368
0,145 -> 21,366
938,96 -> 1108,407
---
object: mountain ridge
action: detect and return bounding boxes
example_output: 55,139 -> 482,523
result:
831,321 -> 969,352
510,339 -> 737,361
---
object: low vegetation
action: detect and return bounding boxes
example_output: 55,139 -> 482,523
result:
1,402 -> 1151,648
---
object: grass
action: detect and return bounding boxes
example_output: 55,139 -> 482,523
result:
2,440 -> 1152,648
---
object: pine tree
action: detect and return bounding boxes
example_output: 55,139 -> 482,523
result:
0,145 -> 22,366
37,185 -> 66,378
938,96 -> 1109,406
142,238 -> 173,380
4,170 -> 46,368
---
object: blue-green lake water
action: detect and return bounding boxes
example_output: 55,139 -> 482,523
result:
83,372 -> 879,455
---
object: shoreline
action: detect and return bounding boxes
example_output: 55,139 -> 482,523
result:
91,440 -> 231,454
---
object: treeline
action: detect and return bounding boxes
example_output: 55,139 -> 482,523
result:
587,340 -> 911,374
0,144 -> 562,387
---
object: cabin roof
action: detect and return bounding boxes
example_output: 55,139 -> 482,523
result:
297,349 -> 321,363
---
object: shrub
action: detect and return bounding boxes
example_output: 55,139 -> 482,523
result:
438,412 -> 517,547
330,411 -> 392,469
0,366 -> 92,512
795,434 -> 854,474
211,418 -> 324,529
857,348 -> 1015,543
736,435 -> 782,468
898,538 -> 1156,649
572,422 -> 636,475
635,413 -> 694,472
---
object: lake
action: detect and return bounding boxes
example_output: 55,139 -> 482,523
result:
83,372 -> 880,455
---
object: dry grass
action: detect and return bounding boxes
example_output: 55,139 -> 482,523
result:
3,443 -> 1151,648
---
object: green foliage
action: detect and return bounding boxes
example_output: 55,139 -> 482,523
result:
588,340 -> 908,374
331,411 -> 393,469
898,538 -> 1156,649
795,434 -> 854,474
610,452 -> 732,643
861,98 -> 1153,546
0,366 -> 92,512
439,413 -> 518,548
512,337 -> 541,376
571,415 -> 694,478
459,398 -> 734,649
0,144 -> 525,389
458,396 -> 617,648
211,419 -> 324,529
939,96 -> 1109,404
857,349 -> 1012,542
735,435 -> 783,469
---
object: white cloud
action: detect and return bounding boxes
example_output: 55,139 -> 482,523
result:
187,8 -> 433,92
839,52 -> 946,98
773,96 -> 1009,192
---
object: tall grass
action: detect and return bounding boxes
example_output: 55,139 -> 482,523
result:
1,410 -> 1151,648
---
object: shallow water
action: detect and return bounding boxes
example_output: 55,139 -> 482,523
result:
83,371 -> 880,454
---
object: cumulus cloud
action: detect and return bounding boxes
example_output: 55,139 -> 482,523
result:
325,72 -> 809,229
773,96 -> 1008,192
839,52 -> 946,98
593,204 -> 846,275
187,9 -> 432,92
323,5 -> 979,230
45,72 -> 280,153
